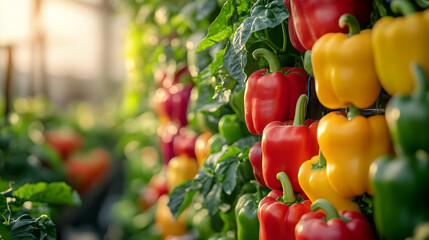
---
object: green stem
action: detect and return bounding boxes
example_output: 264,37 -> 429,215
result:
252,48 -> 282,73
347,104 -> 362,119
251,180 -> 263,202
293,94 -> 308,126
311,151 -> 326,170
281,21 -> 288,53
276,172 -> 296,203
391,0 -> 417,16
338,14 -> 361,37
411,63 -> 428,102
311,199 -> 342,221
415,0 -> 429,8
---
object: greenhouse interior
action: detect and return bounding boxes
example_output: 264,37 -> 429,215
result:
1,0 -> 429,239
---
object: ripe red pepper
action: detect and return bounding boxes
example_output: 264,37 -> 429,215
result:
258,172 -> 311,240
244,48 -> 307,135
289,0 -> 372,50
295,199 -> 375,240
262,94 -> 319,191
173,128 -> 197,159
283,0 -> 306,53
248,141 -> 266,187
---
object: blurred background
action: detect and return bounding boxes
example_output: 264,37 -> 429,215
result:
0,0 -> 220,239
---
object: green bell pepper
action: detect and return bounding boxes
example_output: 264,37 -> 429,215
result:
370,151 -> 429,240
385,64 -> 429,156
235,192 -> 260,240
230,86 -> 245,121
218,114 -> 243,144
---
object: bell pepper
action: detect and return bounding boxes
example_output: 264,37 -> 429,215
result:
258,172 -> 311,240
45,129 -> 83,161
235,192 -> 260,240
370,152 -> 429,240
155,195 -> 188,239
153,83 -> 192,127
312,14 -> 381,109
230,86 -> 246,121
283,0 -> 306,53
372,0 -> 429,95
248,141 -> 266,187
166,155 -> 199,192
244,48 -> 307,135
298,151 -> 361,212
317,106 -> 392,198
289,0 -> 372,50
385,64 -> 429,156
158,122 -> 180,164
173,128 -> 197,158
262,94 -> 319,191
195,131 -> 212,167
295,199 -> 375,240
218,114 -> 243,144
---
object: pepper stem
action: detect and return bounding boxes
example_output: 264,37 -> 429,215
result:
311,199 -> 341,221
411,63 -> 428,102
347,104 -> 361,119
391,0 -> 417,16
251,180 -> 263,202
311,151 -> 326,170
293,94 -> 308,126
252,48 -> 281,73
415,0 -> 429,8
276,172 -> 296,203
281,21 -> 288,53
338,14 -> 360,37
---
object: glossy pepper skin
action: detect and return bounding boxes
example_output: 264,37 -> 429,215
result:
295,199 -> 374,240
235,193 -> 260,240
386,64 -> 429,156
195,131 -> 212,167
317,107 -> 392,198
258,172 -> 311,240
372,2 -> 429,96
283,0 -> 306,53
245,48 -> 307,135
312,14 -> 381,109
262,94 -> 319,191
248,141 -> 266,187
218,114 -> 243,144
290,0 -> 371,50
370,153 -> 429,240
167,155 -> 198,192
298,152 -> 360,212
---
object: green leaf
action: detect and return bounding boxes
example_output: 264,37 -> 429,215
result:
0,194 -> 10,220
204,182 -> 222,215
215,158 -> 238,195
224,41 -> 247,84
167,181 -> 196,220
232,0 -> 289,53
13,182 -> 81,206
232,135 -> 261,150
0,177 -> 10,193
8,214 -> 56,240
195,0 -> 218,21
197,0 -> 254,52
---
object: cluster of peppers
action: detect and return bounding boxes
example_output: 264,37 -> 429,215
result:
234,0 -> 429,239
151,66 -> 201,239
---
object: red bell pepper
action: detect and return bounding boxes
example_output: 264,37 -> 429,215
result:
248,141 -> 266,187
283,0 -> 306,53
295,199 -> 375,240
173,128 -> 197,159
259,172 -> 311,240
289,0 -> 372,50
262,94 -> 319,191
158,122 -> 180,164
244,48 -> 307,135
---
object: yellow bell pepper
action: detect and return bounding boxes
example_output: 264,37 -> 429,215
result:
195,131 -> 212,167
167,155 -> 198,192
155,195 -> 188,239
312,14 -> 381,109
372,2 -> 429,96
317,106 -> 392,198
298,152 -> 361,212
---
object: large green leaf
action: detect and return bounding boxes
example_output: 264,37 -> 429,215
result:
13,182 -> 81,206
8,214 -> 56,240
167,181 -> 196,220
232,0 -> 289,53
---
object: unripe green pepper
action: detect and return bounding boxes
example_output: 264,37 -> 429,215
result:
218,114 -> 243,144
235,193 -> 260,240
